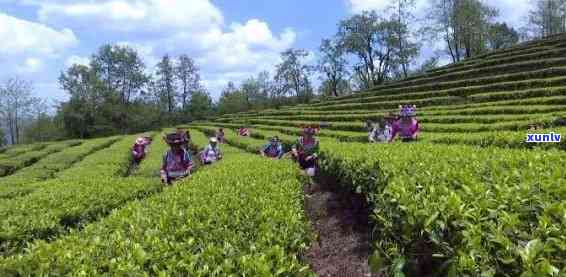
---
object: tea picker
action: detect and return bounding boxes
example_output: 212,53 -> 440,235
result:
200,137 -> 223,165
261,136 -> 285,159
160,133 -> 193,185
389,105 -> 420,143
132,135 -> 152,166
291,125 -> 320,177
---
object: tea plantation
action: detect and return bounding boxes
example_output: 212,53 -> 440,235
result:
1,34 -> 565,276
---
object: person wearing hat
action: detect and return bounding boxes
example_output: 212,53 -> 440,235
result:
160,133 -> 194,185
291,125 -> 320,177
132,136 -> 152,165
389,105 -> 420,143
368,116 -> 394,143
216,128 -> 225,143
261,136 -> 284,159
200,137 -> 223,165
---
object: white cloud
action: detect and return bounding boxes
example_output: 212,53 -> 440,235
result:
2,0 -> 296,100
38,0 -> 224,34
16,57 -> 44,73
192,19 -> 295,72
347,0 -> 389,13
65,55 -> 90,67
0,12 -> 78,55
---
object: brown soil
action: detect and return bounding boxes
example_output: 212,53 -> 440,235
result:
303,179 -> 373,277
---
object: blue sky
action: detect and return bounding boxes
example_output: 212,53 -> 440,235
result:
0,0 -> 532,103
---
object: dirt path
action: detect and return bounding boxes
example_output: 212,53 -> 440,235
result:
303,178 -> 373,277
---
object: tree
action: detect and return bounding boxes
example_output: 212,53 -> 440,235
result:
240,76 -> 270,110
318,79 -> 352,98
59,64 -> 105,138
529,0 -> 566,38
217,82 -> 248,115
90,44 -> 148,105
189,90 -> 214,120
54,45 -> 218,141
27,98 -> 49,142
274,48 -> 314,103
0,78 -> 37,144
155,55 -> 177,114
427,0 -> 498,62
82,44 -> 149,134
488,22 -> 519,50
318,38 -> 349,97
337,11 -> 398,89
175,55 -> 201,113
389,0 -> 421,78
23,106 -> 66,144
256,71 -> 273,108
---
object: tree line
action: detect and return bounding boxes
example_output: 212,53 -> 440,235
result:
1,0 -> 565,145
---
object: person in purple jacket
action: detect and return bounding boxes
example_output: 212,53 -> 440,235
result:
389,105 -> 420,142
132,136 -> 152,165
161,133 -> 193,185
260,136 -> 284,159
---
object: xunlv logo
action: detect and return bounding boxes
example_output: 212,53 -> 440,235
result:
526,132 -> 562,143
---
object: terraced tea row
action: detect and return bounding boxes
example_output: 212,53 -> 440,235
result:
217,98 -> 566,129
395,47 -> 566,86
0,140 -> 82,177
265,113 -> 559,125
312,75 -> 566,108
219,115 -> 563,133
0,143 -> 49,160
0,135 -> 146,255
0,137 -> 120,187
0,131 -> 216,257
333,35 -> 566,101
0,134 -> 312,276
425,42 -> 566,76
220,111 -> 565,125
188,125 -> 566,275
318,142 -> 565,276
0,135 -> 136,199
217,97 -> 566,121
198,122 -> 566,152
299,87 -> 566,112
427,128 -> 566,150
424,34 -> 566,75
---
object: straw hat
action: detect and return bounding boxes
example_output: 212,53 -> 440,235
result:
165,133 -> 185,145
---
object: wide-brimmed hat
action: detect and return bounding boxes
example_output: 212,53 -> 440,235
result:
165,133 -> 185,145
209,137 -> 218,143
136,137 -> 146,144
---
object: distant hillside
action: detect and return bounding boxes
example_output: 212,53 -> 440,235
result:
205,33 -> 566,150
